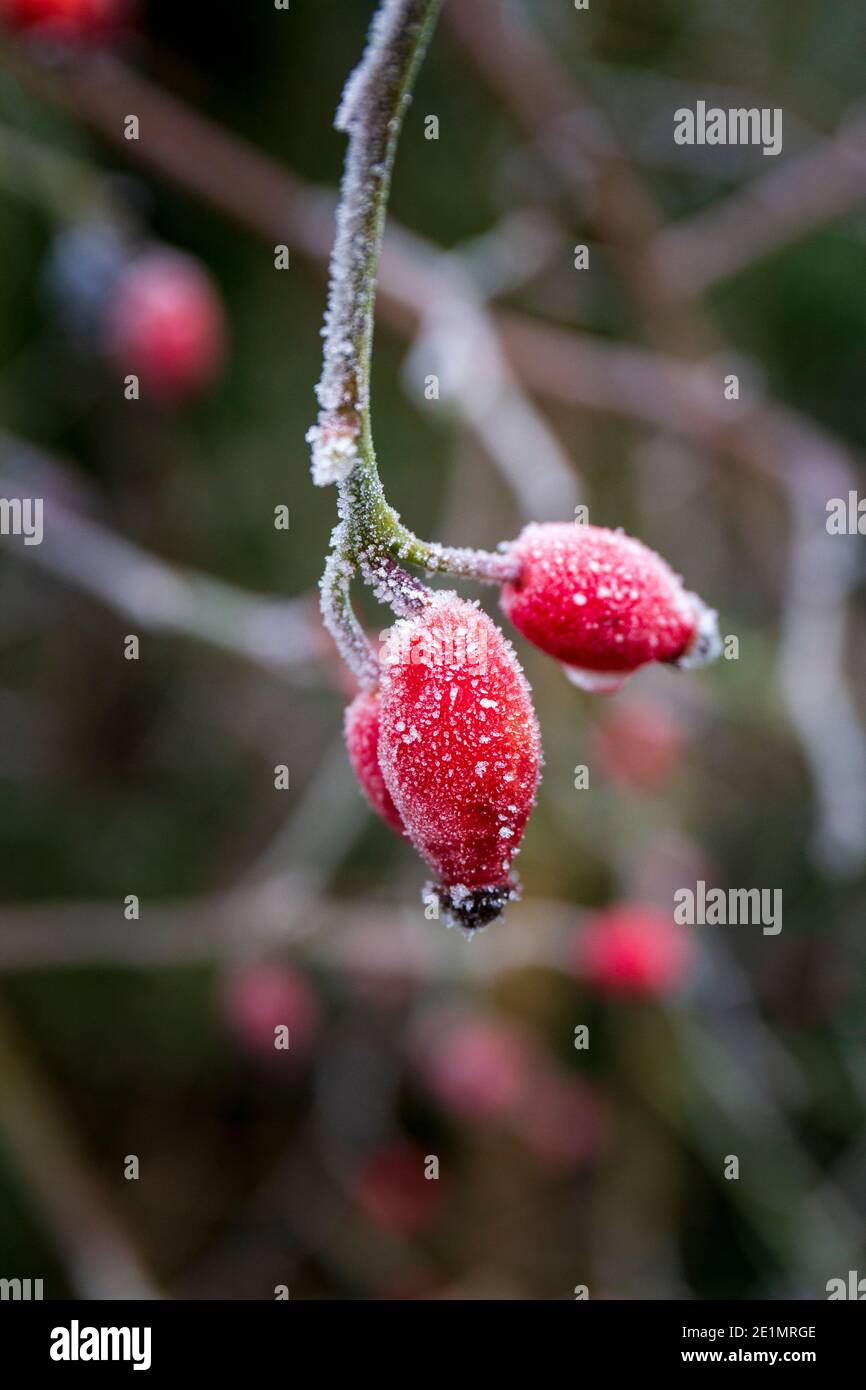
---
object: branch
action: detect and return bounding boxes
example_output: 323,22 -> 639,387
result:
0,888 -> 574,976
442,0 -> 709,354
309,0 -> 517,596
9,17 -> 866,833
15,34 -> 852,503
309,0 -> 516,683
0,435 -> 328,682
309,0 -> 441,488
651,108 -> 866,296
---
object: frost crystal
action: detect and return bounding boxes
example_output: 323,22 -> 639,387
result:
377,593 -> 542,931
306,416 -> 360,487
500,522 -> 717,682
309,1 -> 427,486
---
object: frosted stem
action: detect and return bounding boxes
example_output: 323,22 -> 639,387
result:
310,0 -> 512,663
319,534 -> 380,690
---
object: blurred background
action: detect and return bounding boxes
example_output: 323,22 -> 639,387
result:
0,0 -> 864,1300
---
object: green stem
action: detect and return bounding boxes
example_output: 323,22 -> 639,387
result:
310,0 -> 442,489
320,533 -> 381,690
310,1 -> 514,683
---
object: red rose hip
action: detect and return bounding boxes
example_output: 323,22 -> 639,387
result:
378,594 -> 541,930
575,903 -> 693,996
500,522 -> 719,691
344,688 -> 405,835
104,249 -> 226,399
221,961 -> 319,1061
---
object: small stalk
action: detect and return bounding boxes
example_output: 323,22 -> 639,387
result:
310,0 -> 514,682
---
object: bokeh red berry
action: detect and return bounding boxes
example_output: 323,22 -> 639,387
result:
104,249 -> 227,399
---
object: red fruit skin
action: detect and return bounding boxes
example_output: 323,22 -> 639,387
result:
104,250 -> 226,398
221,962 -> 319,1061
575,904 -> 693,997
500,523 -> 703,679
344,689 -> 405,835
378,595 -> 541,929
1,0 -> 128,38
416,1013 -> 530,1121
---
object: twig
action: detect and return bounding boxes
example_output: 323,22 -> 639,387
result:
8,17 -> 865,862
402,214 -> 581,520
0,435 -> 327,682
0,889 -> 573,976
13,35 -> 855,504
442,0 -> 707,353
4,37 -> 526,569
310,0 -> 520,685
651,107 -> 866,296
777,463 -> 866,874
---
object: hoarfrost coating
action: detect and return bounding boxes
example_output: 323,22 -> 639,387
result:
310,0 -> 435,487
377,593 -> 541,929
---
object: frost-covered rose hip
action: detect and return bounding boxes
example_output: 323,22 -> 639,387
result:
344,688 -> 405,835
378,594 -> 541,930
500,522 -> 719,692
104,249 -> 226,399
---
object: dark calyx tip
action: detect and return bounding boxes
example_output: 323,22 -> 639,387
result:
426,880 -> 519,931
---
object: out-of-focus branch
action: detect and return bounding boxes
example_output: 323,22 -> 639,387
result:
0,888 -> 572,977
442,0 -> 866,878
440,3 -> 861,500
0,998 -> 160,1298
446,4 -> 866,303
0,120 -> 116,222
0,43 -> 617,522
402,212 -> 581,520
777,464 -> 866,874
497,315 -> 856,494
441,0 -> 709,354
0,436 -> 328,682
651,108 -> 866,296
9,41 -> 857,499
